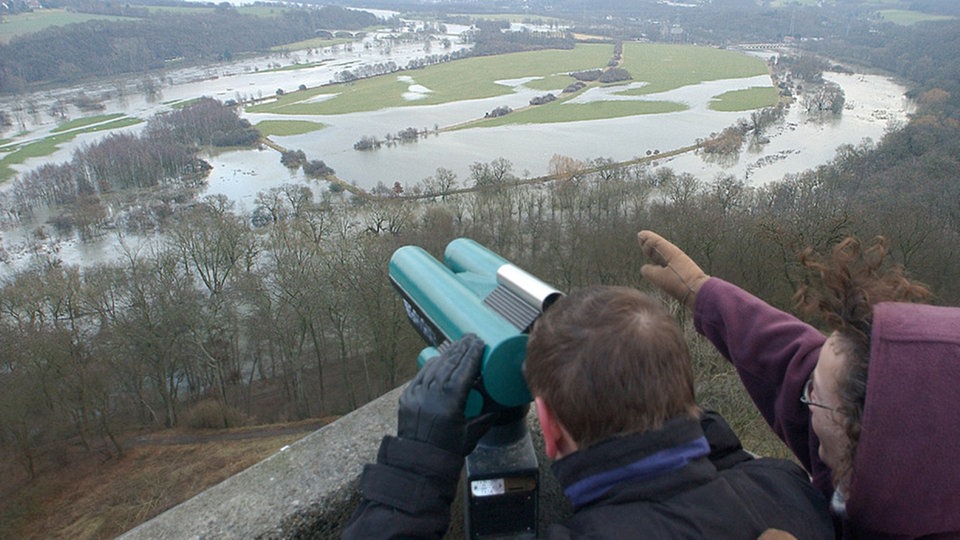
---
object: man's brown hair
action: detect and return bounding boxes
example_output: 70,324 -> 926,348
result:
524,285 -> 699,449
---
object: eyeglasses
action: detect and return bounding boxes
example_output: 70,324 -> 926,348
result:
800,376 -> 837,412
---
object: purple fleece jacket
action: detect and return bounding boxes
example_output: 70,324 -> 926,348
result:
694,278 -> 960,539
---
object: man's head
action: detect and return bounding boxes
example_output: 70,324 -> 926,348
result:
524,286 -> 699,458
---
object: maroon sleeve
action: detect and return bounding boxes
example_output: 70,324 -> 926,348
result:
693,278 -> 833,494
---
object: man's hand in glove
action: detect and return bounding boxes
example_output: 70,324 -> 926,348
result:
638,230 -> 710,309
397,333 -> 489,456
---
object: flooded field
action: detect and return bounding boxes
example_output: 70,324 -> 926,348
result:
0,23 -> 912,273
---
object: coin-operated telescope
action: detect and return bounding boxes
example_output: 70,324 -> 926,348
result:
389,238 -> 563,539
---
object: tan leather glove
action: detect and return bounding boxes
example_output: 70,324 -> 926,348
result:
637,230 -> 709,309
758,530 -> 798,540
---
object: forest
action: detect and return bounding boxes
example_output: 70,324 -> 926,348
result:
0,4 -> 379,93
5,97 -> 258,238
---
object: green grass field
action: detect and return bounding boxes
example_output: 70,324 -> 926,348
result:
248,43 -> 615,115
258,60 -> 331,74
0,5 -> 334,44
255,120 -> 326,136
477,43 -> 772,128
0,9 -> 131,42
709,87 -> 779,112
0,136 -> 71,182
616,43 -> 769,96
469,100 -> 687,128
879,9 -> 955,25
0,40 -> 775,180
0,117 -> 142,183
50,113 -> 128,134
145,5 -> 291,17
248,42 -> 774,128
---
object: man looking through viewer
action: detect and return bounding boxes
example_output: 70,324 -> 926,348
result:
342,286 -> 834,539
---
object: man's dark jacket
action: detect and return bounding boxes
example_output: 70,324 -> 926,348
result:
342,412 -> 834,539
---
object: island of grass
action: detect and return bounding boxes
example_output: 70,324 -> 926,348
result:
248,42 -> 775,127
0,116 -> 143,182
50,113 -> 129,134
255,120 -> 326,137
709,87 -> 779,112
467,100 -> 688,128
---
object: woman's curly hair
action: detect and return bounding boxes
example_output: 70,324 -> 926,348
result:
793,236 -> 932,490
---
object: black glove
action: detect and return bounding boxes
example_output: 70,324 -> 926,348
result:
398,334 -> 486,456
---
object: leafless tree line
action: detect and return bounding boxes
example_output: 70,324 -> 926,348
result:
2,98 -> 255,234
3,141 -> 960,481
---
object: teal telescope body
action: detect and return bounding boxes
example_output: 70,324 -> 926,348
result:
389,238 -> 562,416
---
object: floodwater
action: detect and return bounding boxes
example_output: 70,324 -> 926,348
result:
203,146 -> 309,211
259,73 -> 775,191
0,21 -> 912,273
230,69 -> 909,196
655,72 -> 911,183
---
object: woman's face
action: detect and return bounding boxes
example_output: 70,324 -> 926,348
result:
810,332 -> 848,474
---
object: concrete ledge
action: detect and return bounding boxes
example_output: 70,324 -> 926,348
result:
119,385 -> 571,539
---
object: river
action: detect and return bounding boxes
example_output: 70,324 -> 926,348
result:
201,68 -> 908,204
0,16 -> 912,274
